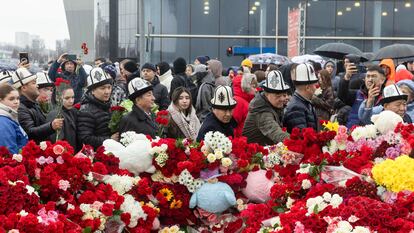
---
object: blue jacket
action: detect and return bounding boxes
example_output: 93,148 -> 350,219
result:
358,99 -> 383,125
407,102 -> 414,121
48,61 -> 87,104
197,112 -> 237,142
0,116 -> 28,154
283,92 -> 318,133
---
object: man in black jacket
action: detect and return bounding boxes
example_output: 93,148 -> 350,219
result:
141,63 -> 170,110
77,67 -> 118,149
12,68 -> 63,143
197,85 -> 237,141
284,63 -> 319,133
118,78 -> 158,138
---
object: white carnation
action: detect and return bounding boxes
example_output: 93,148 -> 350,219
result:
120,194 -> 147,228
104,175 -> 136,195
330,194 -> 343,208
353,226 -> 371,233
301,179 -> 312,189
39,141 -> 47,150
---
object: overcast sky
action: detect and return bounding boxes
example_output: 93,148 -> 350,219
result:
0,0 -> 69,49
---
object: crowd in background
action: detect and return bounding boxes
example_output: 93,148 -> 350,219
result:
1,52 -> 414,153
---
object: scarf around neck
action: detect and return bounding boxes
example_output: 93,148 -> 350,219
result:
0,102 -> 18,122
167,104 -> 201,141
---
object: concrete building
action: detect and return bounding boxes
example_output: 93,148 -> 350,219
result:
15,32 -> 30,49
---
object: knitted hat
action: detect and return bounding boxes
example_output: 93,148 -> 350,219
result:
173,57 -> 187,74
380,84 -> 408,105
36,72 -> 54,88
263,70 -> 290,93
211,85 -> 237,109
293,63 -> 319,85
11,68 -> 37,89
87,67 -> 113,90
0,70 -> 13,85
195,56 -> 208,65
128,77 -> 153,100
194,64 -> 208,74
241,59 -> 253,69
102,64 -> 117,79
141,63 -> 157,72
123,61 -> 139,73
157,62 -> 171,76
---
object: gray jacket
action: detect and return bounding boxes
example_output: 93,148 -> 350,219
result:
243,93 -> 289,145
195,72 -> 216,122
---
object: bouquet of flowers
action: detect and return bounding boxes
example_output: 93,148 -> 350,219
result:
108,106 -> 127,133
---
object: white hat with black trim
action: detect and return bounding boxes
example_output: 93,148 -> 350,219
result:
294,63 -> 319,85
36,72 -> 54,88
211,85 -> 237,109
263,70 -> 290,93
11,68 -> 37,89
0,70 -> 13,85
128,77 -> 153,100
87,67 -> 113,90
380,84 -> 407,105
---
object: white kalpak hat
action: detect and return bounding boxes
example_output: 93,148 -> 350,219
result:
0,70 -> 13,85
36,72 -> 54,88
294,63 -> 319,85
11,68 -> 37,89
87,67 -> 113,90
211,85 -> 237,109
380,84 -> 407,105
263,70 -> 290,93
128,77 -> 153,100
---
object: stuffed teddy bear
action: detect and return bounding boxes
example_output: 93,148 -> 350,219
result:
242,170 -> 274,203
103,134 -> 155,175
189,182 -> 236,214
371,110 -> 403,135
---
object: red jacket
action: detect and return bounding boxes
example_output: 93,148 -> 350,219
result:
233,96 -> 249,137
233,75 -> 254,103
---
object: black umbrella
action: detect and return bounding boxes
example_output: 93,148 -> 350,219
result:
371,43 -> 414,61
313,42 -> 367,61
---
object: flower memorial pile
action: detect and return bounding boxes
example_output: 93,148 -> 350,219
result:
2,110 -> 414,232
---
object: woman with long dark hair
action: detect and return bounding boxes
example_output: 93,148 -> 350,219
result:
167,87 -> 201,140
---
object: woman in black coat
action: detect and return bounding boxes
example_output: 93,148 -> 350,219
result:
118,78 -> 158,138
47,87 -> 79,151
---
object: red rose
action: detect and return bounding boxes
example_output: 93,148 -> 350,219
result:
53,144 -> 65,155
110,106 -> 126,112
73,103 -> 81,110
101,203 -> 114,216
237,159 -> 249,168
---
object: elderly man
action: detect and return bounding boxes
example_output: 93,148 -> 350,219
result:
197,85 -> 237,141
243,70 -> 290,145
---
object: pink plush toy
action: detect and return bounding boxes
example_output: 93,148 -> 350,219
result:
242,170 -> 274,203
242,170 -> 275,203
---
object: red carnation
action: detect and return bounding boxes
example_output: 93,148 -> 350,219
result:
55,77 -> 70,87
121,212 -> 131,226
101,203 -> 114,216
73,103 -> 81,110
110,106 -> 126,112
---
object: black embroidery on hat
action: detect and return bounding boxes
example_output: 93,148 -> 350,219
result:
218,91 -> 226,103
94,71 -> 103,82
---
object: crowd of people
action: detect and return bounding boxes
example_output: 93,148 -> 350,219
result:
1,52 -> 413,153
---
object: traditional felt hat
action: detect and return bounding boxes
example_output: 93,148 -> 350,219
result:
0,70 -> 13,85
211,85 -> 237,109
293,63 -> 319,85
128,77 -> 153,100
263,70 -> 290,93
11,68 -> 37,89
36,72 -> 54,88
380,84 -> 408,105
87,67 -> 113,90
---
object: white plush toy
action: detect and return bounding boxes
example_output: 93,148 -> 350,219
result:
371,110 -> 403,135
103,134 -> 155,175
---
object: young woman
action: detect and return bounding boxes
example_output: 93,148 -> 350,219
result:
167,87 -> 201,140
312,69 -> 335,129
0,84 -> 28,153
47,86 -> 78,151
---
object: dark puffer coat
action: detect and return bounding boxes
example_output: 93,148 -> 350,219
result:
283,92 -> 318,133
77,93 -> 112,149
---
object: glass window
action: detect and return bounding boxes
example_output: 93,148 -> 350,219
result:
336,1 -> 364,36
219,0 -> 248,35
306,0 -> 335,36
161,38 -> 190,64
365,1 -> 394,37
394,1 -> 414,37
219,39 -> 248,68
161,0 -> 190,34
278,0 -> 301,36
191,0 -> 219,35
190,39 -> 219,62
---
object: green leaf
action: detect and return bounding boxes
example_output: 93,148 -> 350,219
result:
113,209 -> 122,216
312,204 -> 319,214
272,206 -> 286,213
83,227 -> 92,233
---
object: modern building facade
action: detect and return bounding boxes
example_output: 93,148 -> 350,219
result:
94,0 -> 414,67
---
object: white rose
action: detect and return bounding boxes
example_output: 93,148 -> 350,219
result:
286,197 -> 295,209
215,150 -> 224,159
330,194 -> 343,208
12,154 -> 23,162
19,210 -> 28,217
322,192 -> 332,202
301,179 -> 312,189
353,226 -> 371,233
347,215 -> 359,223
221,158 -> 232,167
39,141 -> 47,150
336,221 -> 353,231
207,153 -> 216,163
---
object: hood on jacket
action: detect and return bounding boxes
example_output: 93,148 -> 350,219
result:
395,69 -> 414,83
380,59 -> 396,83
233,74 -> 254,103
324,60 -> 337,79
397,79 -> 414,102
207,60 -> 223,78
157,62 -> 171,76
195,71 -> 213,87
159,69 -> 173,83
0,102 -> 18,122
60,60 -> 77,73
150,76 -> 161,86
278,63 -> 296,92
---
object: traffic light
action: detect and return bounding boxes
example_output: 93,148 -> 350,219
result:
226,46 -> 233,56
